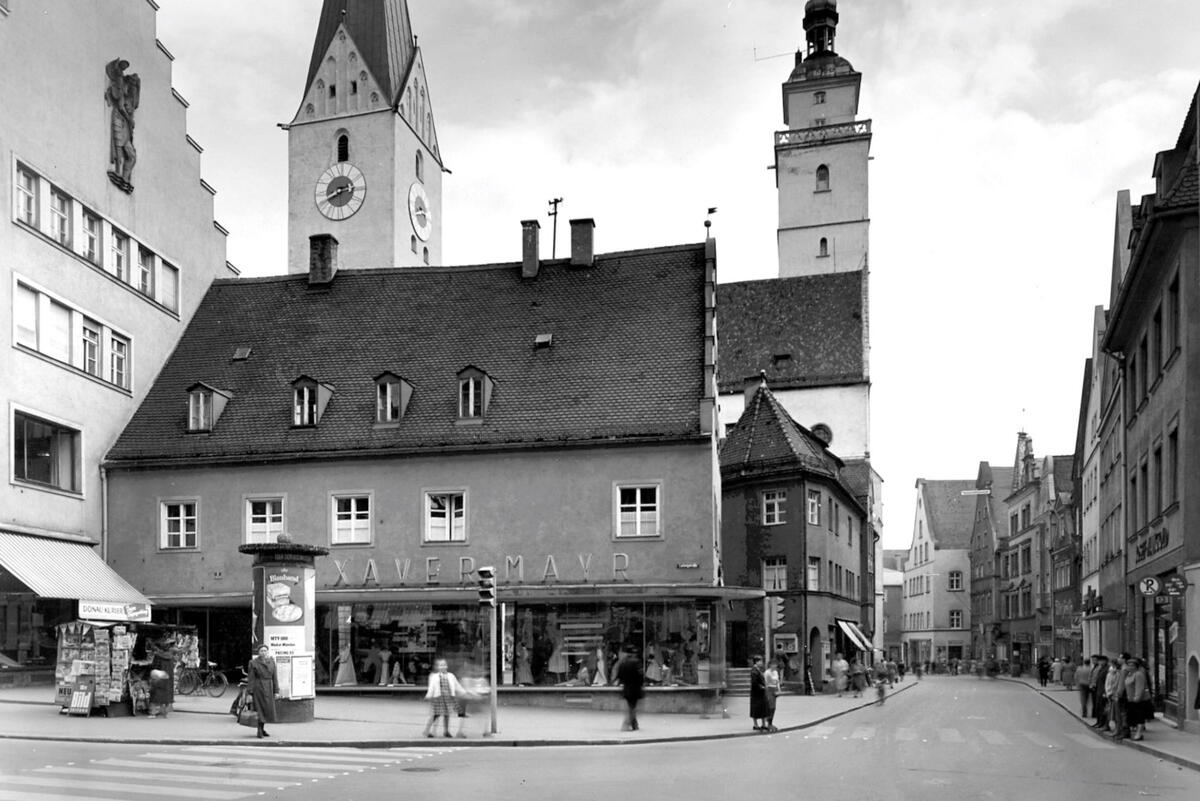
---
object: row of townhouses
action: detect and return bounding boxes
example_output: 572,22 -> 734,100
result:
891,85 -> 1198,734
2,0 -> 883,703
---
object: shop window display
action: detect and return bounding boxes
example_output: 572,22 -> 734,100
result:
317,599 -> 714,688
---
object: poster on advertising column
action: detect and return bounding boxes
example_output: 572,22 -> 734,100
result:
252,563 -> 316,699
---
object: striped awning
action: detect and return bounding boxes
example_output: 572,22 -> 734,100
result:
837,618 -> 873,652
0,530 -> 151,605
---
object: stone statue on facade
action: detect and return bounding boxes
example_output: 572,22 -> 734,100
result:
105,58 -> 140,192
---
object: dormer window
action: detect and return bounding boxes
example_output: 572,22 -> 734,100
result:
292,376 -> 333,427
375,372 -> 413,423
187,382 -> 231,432
457,367 -> 494,419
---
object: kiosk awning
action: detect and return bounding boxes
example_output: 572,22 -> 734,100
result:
837,619 -> 873,652
0,530 -> 151,605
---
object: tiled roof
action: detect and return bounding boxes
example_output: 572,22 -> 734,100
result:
720,380 -> 841,483
305,0 -> 415,106
717,272 -> 865,393
106,245 -> 708,464
1160,159 -> 1197,210
839,459 -> 872,506
920,479 -> 977,550
985,465 -> 1014,536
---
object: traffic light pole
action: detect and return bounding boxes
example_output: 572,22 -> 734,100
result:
489,602 -> 498,735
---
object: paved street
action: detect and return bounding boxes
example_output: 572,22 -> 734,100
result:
2,678 -> 1196,800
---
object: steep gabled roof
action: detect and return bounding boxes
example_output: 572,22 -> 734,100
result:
919,479 -> 977,549
717,271 -> 866,393
305,0 -> 415,106
720,381 -> 862,515
106,244 -> 708,464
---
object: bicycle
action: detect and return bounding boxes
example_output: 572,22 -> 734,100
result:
177,661 -> 230,697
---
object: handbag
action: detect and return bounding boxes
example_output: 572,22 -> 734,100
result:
236,692 -> 258,728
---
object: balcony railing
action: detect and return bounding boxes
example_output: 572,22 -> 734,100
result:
776,120 -> 871,148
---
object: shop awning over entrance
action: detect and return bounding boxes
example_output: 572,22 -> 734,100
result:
0,530 -> 151,605
837,618 -> 872,652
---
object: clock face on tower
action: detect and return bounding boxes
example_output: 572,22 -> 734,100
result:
408,182 -> 432,242
314,162 -> 366,220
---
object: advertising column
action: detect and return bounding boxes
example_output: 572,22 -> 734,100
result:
240,540 -> 327,723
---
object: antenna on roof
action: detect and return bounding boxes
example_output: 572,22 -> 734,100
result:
705,207 -> 717,240
548,197 -> 564,258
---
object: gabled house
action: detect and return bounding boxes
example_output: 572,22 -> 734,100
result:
968,461 -> 1014,661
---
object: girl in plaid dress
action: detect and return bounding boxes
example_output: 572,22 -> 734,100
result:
423,658 -> 463,738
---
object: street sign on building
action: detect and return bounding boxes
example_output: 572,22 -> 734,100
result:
1138,576 -> 1161,596
1164,575 -> 1188,596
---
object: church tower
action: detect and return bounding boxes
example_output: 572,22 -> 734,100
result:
287,0 -> 444,273
775,0 -> 870,277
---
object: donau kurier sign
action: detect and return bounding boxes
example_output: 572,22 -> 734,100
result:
78,599 -> 151,622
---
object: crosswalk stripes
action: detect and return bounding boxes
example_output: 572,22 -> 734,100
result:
979,729 -> 1011,746
789,723 -> 1119,752
1019,730 -> 1059,748
848,726 -> 876,740
893,727 -> 918,741
803,725 -> 837,739
937,728 -> 966,743
0,745 -> 460,801
1063,732 -> 1115,749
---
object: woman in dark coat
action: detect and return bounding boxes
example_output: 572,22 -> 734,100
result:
247,645 -> 279,739
749,655 -> 768,731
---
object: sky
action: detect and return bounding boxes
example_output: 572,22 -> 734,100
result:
153,0 -> 1199,550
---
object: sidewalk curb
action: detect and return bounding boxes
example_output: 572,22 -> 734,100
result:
998,677 -> 1199,773
0,683 -> 915,749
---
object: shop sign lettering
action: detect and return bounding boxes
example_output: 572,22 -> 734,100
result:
1135,529 -> 1170,563
330,552 -> 633,588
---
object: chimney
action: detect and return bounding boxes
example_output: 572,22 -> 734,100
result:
521,219 -> 540,278
570,218 -> 595,267
309,234 -> 339,285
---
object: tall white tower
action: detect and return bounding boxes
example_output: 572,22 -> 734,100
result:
286,0 -> 444,273
775,0 -> 870,278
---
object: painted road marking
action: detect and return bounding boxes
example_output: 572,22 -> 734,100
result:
938,728 -> 966,743
979,729 -> 1011,746
0,775 -> 243,800
38,766 -> 296,789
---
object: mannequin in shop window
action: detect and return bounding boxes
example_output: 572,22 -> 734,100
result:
333,643 -> 357,686
644,646 -> 667,685
514,641 -> 534,686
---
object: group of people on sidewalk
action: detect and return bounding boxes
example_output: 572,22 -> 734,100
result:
1071,652 -> 1155,742
830,652 -> 898,700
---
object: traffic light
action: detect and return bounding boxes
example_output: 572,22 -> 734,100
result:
767,596 -> 785,630
477,565 -> 496,607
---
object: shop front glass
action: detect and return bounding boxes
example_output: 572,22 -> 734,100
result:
0,596 -> 73,668
316,599 -> 715,688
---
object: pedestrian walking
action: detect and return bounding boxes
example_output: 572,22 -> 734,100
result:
886,658 -> 897,687
454,661 -> 490,738
1110,653 -> 1133,741
849,657 -> 867,696
1076,658 -> 1092,717
749,655 -> 769,731
1103,654 -> 1126,738
423,658 -> 463,738
1050,657 -> 1063,685
763,658 -> 782,732
616,647 -> 644,731
832,652 -> 849,697
1037,657 -> 1050,687
246,644 -> 279,739
1062,656 -> 1075,690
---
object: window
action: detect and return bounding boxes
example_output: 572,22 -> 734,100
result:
377,377 -> 403,422
807,490 -> 820,524
411,234 -> 418,253
617,484 -> 660,538
82,210 -> 101,264
1168,273 -> 1180,355
949,610 -> 963,629
1152,305 -> 1163,377
138,248 -> 155,297
948,571 -> 963,591
294,384 -> 316,426
818,237 -> 828,257
1139,460 -> 1149,528
763,557 -> 787,591
111,230 -> 129,281
815,164 -> 830,192
332,495 -> 371,544
807,557 -> 819,590
81,320 -> 100,376
337,134 -> 349,163
188,389 -> 212,431
350,80 -> 358,95
1137,335 -> 1149,399
423,246 -> 430,265
160,262 -> 179,312
15,283 -> 37,349
813,117 -> 826,127
329,83 -> 337,98
924,575 -> 930,593
425,491 -> 466,543
160,501 -> 198,549
1167,428 -> 1178,506
49,189 -> 71,247
109,334 -> 128,388
15,166 -> 37,225
415,150 -> 424,182
762,489 -> 786,525
814,91 -> 826,104
1153,445 -> 1163,518
246,498 -> 284,544
13,410 -> 80,493
457,369 -> 493,419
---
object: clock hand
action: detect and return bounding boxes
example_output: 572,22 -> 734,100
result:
327,185 -> 349,199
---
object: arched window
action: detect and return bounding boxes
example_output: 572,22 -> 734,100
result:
423,246 -> 430,265
818,237 -> 829,257
404,86 -> 412,117
410,235 -> 418,253
336,134 -> 350,163
815,165 -> 830,192
415,150 -> 424,182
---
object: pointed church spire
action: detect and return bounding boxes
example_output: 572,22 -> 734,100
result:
304,0 -> 415,106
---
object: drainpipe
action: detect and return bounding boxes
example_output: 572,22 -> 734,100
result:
100,465 -> 108,561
